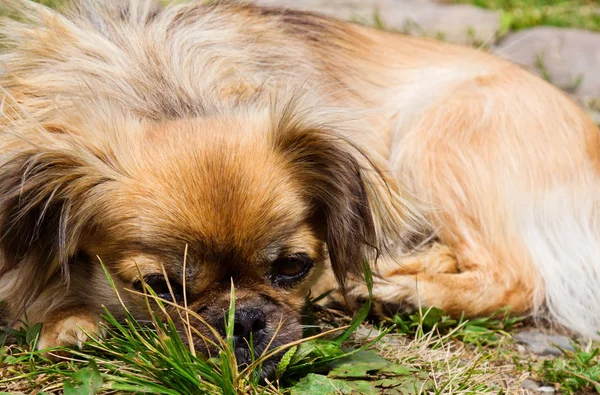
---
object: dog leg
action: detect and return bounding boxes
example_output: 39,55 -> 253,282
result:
381,243 -> 458,276
37,307 -> 104,350
311,243 -> 463,314
342,241 -> 533,318
371,270 -> 532,318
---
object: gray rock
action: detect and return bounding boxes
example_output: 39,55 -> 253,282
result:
513,330 -> 575,356
254,0 -> 501,45
494,27 -> 600,102
353,326 -> 404,347
253,0 -> 375,21
377,0 -> 500,45
521,379 -> 541,390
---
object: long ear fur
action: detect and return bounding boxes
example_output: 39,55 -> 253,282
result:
0,141 -> 109,281
272,98 -> 424,292
276,128 -> 375,290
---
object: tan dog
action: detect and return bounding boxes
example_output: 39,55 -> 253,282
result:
1,0 -> 599,375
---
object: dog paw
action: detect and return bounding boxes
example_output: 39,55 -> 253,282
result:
37,311 -> 104,351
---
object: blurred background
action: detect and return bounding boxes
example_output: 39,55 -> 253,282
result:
256,0 -> 600,124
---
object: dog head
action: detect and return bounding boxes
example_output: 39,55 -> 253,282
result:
0,101 -> 415,376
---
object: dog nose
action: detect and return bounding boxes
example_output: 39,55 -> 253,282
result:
232,307 -> 266,344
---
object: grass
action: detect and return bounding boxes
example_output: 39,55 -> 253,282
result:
5,307 -> 600,394
391,306 -> 525,348
1,264 -> 522,395
538,341 -> 600,393
1,264 -> 599,393
0,0 -> 67,16
1,267 -> 378,394
388,308 -> 600,394
442,0 -> 600,33
0,301 -> 530,394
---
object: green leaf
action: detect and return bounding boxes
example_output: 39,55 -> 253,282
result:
25,322 -> 43,346
328,350 -> 390,378
290,370 -> 431,395
63,360 -> 103,395
420,307 -> 446,328
375,376 -> 434,394
2,355 -> 18,365
63,381 -> 78,395
289,339 -> 345,366
289,373 -> 373,395
377,364 -> 414,376
334,261 -> 373,345
328,350 -> 414,379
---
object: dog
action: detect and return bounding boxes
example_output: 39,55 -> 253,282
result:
1,0 -> 600,375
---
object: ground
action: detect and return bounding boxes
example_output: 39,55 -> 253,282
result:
1,0 -> 600,394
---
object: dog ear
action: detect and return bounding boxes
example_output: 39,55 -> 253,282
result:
279,130 -> 373,290
275,124 -> 416,292
0,145 -> 105,279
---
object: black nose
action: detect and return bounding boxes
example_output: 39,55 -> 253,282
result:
232,307 -> 267,345
215,307 -> 267,346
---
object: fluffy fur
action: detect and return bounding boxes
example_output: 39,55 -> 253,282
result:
1,0 -> 599,370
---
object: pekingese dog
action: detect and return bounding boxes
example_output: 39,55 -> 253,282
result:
1,0 -> 600,376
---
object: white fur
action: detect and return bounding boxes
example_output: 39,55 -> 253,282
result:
519,184 -> 600,337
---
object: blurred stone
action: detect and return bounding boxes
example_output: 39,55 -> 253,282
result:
513,330 -> 574,356
353,326 -> 404,347
536,386 -> 555,393
377,0 -> 500,45
253,0 -> 375,21
254,0 -> 501,45
494,27 -> 600,102
521,379 -> 540,390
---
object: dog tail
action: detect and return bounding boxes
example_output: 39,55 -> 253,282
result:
519,185 -> 600,338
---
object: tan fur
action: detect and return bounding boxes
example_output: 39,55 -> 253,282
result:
1,0 -> 600,369
37,307 -> 104,351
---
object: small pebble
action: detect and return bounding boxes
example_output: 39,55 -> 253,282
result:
536,386 -> 555,393
521,379 -> 540,390
513,330 -> 574,356
516,344 -> 527,354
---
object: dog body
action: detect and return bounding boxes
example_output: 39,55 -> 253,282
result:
1,0 -> 600,367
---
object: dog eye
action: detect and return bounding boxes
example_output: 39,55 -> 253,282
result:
132,274 -> 184,303
271,253 -> 314,286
